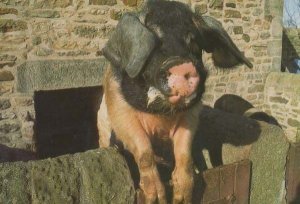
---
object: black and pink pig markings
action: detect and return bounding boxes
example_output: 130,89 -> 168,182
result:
97,0 -> 253,203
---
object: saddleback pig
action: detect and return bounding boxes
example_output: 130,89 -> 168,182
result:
97,0 -> 253,203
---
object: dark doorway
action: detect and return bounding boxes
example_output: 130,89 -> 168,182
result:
34,86 -> 102,159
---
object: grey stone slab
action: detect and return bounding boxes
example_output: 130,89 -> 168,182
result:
0,148 -> 135,204
16,58 -> 107,93
249,122 -> 289,204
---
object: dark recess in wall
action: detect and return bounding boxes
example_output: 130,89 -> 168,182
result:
34,86 -> 102,159
281,31 -> 300,73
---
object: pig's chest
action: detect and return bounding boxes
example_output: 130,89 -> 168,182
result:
137,112 -> 181,139
137,112 -> 179,166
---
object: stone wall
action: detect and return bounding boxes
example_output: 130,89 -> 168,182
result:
0,0 -> 132,154
0,0 -> 286,156
264,72 -> 300,142
281,28 -> 300,72
0,148 -> 135,203
193,0 -> 283,110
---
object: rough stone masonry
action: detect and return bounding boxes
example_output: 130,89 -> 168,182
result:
0,0 -> 291,154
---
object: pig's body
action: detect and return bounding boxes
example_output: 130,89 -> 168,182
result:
98,67 -> 201,203
97,1 -> 252,203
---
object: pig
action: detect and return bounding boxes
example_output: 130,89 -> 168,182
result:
97,0 -> 253,203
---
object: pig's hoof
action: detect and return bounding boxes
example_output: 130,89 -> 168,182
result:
172,169 -> 194,204
138,170 -> 167,204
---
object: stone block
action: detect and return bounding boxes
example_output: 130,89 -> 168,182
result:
209,0 -> 223,9
224,10 -> 241,18
110,9 -> 125,20
288,119 -> 300,128
21,121 -> 34,140
0,120 -> 20,134
90,0 -> 117,6
267,40 -> 282,56
225,3 -> 236,8
31,0 -> 72,8
248,84 -> 264,93
0,70 -> 14,81
252,8 -> 263,16
269,96 -> 289,104
233,26 -> 243,34
74,25 -> 100,38
0,83 -> 13,96
209,11 -> 222,18
32,36 -> 42,45
24,9 -> 60,18
1,0 -> 29,6
0,54 -> 17,68
242,34 -> 250,42
35,46 -> 53,57
245,3 -> 257,8
260,32 -> 271,39
271,17 -> 283,38
0,19 -> 27,32
195,4 -> 208,15
0,8 -> 18,15
57,50 -> 90,57
0,98 -> 11,110
0,111 -> 16,120
0,148 -> 135,203
16,59 -> 107,93
249,123 -> 288,203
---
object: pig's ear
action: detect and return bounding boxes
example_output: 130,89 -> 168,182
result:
193,15 -> 253,68
102,13 -> 157,78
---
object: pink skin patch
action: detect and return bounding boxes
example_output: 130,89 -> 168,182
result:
167,62 -> 200,104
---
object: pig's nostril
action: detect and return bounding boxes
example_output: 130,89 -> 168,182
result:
166,71 -> 171,78
184,73 -> 190,80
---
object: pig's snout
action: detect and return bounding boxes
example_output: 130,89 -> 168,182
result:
167,62 -> 200,104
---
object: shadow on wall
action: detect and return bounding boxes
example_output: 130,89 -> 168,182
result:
281,31 -> 300,73
214,94 -> 280,126
193,94 -> 281,170
192,94 -> 282,202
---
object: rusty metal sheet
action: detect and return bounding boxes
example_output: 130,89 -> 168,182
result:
198,160 -> 251,204
286,143 -> 300,204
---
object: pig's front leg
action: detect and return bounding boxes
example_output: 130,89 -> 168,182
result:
112,122 -> 167,204
172,111 -> 199,204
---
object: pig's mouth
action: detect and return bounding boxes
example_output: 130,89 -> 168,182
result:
146,85 -> 199,116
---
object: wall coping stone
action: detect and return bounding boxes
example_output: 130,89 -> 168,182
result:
16,58 -> 107,93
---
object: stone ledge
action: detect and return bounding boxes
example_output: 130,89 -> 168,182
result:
16,58 -> 107,93
0,148 -> 135,204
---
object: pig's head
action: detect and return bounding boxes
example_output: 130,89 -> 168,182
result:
102,0 -> 253,115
